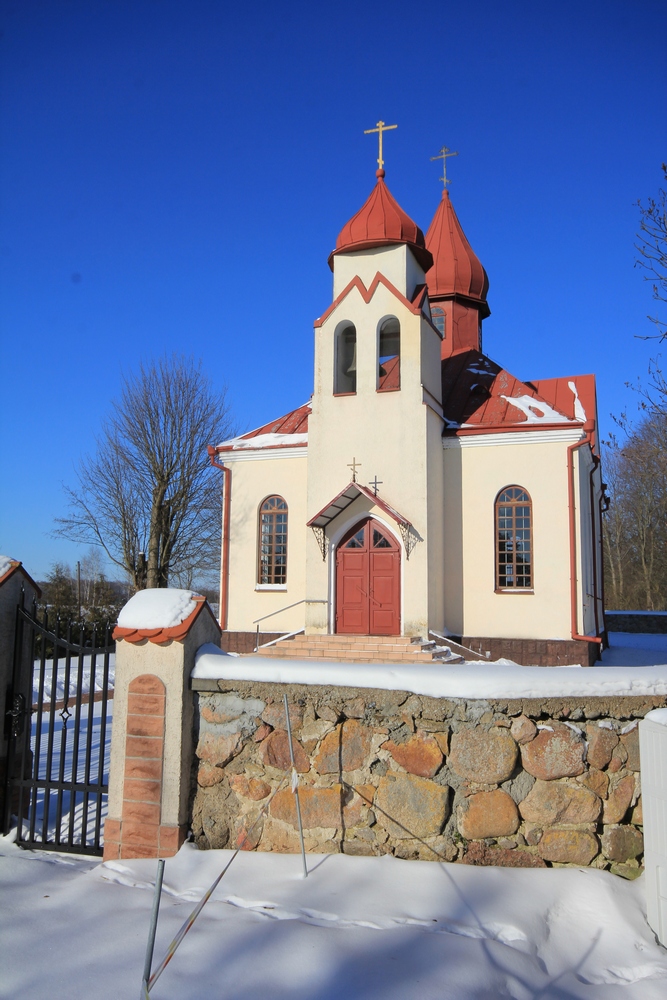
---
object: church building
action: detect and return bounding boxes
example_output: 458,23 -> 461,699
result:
209,139 -> 605,666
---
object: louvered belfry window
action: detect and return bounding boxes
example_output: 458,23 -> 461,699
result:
496,487 -> 532,590
258,496 -> 288,584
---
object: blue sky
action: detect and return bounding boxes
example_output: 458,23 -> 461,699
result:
1,0 -> 665,580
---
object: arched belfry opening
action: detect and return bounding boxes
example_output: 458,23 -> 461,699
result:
334,322 -> 357,394
335,518 -> 400,635
378,317 -> 400,391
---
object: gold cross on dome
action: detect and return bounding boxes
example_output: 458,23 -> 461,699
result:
364,120 -> 397,171
431,145 -> 459,188
347,457 -> 361,482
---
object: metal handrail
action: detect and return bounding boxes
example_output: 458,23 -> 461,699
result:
252,599 -> 327,652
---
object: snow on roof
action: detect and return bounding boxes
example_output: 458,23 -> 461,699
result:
0,555 -> 16,580
440,350 -> 595,435
192,646 -> 667,699
216,402 -> 310,453
117,588 -> 199,629
499,394 -> 571,424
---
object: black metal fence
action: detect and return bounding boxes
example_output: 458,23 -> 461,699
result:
3,596 -> 114,855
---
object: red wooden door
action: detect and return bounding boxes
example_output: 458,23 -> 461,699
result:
336,520 -> 400,635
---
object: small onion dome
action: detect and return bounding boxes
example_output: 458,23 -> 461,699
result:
425,190 -> 490,315
328,170 -> 433,272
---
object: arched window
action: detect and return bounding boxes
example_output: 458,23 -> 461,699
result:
495,487 -> 532,590
431,306 -> 446,337
378,317 -> 400,391
258,496 -> 288,585
334,323 -> 356,394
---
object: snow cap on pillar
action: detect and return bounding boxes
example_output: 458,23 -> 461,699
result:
329,170 -> 433,272
425,189 -> 490,317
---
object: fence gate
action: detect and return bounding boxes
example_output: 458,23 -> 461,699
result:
3,596 -> 114,855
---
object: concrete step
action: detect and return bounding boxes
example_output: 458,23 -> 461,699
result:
256,645 -> 464,664
255,651 -> 464,665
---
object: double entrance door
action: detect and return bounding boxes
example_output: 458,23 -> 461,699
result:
335,518 -> 400,635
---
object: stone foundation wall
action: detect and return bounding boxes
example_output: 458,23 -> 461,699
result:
190,678 -> 665,876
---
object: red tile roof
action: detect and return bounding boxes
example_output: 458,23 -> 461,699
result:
0,558 -> 42,597
113,595 -> 219,644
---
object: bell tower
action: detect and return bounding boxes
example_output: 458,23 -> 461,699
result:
305,135 -> 445,637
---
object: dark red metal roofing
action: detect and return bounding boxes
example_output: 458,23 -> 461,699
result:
440,349 -> 587,430
216,402 -> 310,452
425,191 -> 489,311
329,173 -> 433,272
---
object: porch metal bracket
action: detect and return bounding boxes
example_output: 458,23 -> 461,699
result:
311,525 -> 327,561
398,522 -> 419,560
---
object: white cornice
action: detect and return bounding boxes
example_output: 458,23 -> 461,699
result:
219,447 -> 308,463
442,428 -> 584,449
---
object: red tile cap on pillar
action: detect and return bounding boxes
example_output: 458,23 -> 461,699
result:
425,190 -> 490,316
329,171 -> 433,272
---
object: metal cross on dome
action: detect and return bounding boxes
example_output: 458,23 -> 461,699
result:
347,457 -> 361,482
430,144 -> 459,188
364,120 -> 397,172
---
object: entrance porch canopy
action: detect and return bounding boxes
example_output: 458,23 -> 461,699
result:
307,482 -> 412,530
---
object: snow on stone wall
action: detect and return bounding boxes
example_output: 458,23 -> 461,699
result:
190,677 -> 662,876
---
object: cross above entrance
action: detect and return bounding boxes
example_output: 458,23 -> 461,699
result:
430,144 -> 459,188
369,476 -> 383,495
364,120 -> 397,172
347,457 -> 362,482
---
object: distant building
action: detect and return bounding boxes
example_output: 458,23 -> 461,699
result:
210,165 -> 604,665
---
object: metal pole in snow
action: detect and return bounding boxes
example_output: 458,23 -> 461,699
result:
140,858 -> 165,997
283,692 -> 308,878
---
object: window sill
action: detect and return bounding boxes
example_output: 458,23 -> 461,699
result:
333,391 -> 356,397
255,584 -> 288,591
376,386 -> 401,393
495,588 -> 534,594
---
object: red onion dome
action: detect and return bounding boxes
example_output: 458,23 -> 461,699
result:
329,170 -> 433,272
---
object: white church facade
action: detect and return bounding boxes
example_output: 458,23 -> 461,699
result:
209,160 -> 605,666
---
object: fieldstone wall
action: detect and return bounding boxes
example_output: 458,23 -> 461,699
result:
190,678 -> 666,876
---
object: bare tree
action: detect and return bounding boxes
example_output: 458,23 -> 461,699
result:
603,414 -> 667,610
635,163 -> 667,342
56,355 -> 234,590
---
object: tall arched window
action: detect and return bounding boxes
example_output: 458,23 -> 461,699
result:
378,317 -> 400,391
334,322 -> 357,394
258,496 -> 288,585
495,487 -> 532,590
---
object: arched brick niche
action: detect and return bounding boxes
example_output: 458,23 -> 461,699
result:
104,674 -> 183,860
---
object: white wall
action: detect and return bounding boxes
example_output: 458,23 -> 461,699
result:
224,454 -> 308,634
444,430 -> 583,640
332,244 -> 425,302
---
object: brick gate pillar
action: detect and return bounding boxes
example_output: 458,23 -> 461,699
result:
103,593 -> 221,860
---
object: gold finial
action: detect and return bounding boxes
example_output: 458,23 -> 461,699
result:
364,120 -> 397,172
431,145 -> 459,188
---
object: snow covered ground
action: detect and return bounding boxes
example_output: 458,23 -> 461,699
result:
1,838 -> 666,999
33,653 -> 115,704
22,700 -> 111,847
599,631 -> 667,667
